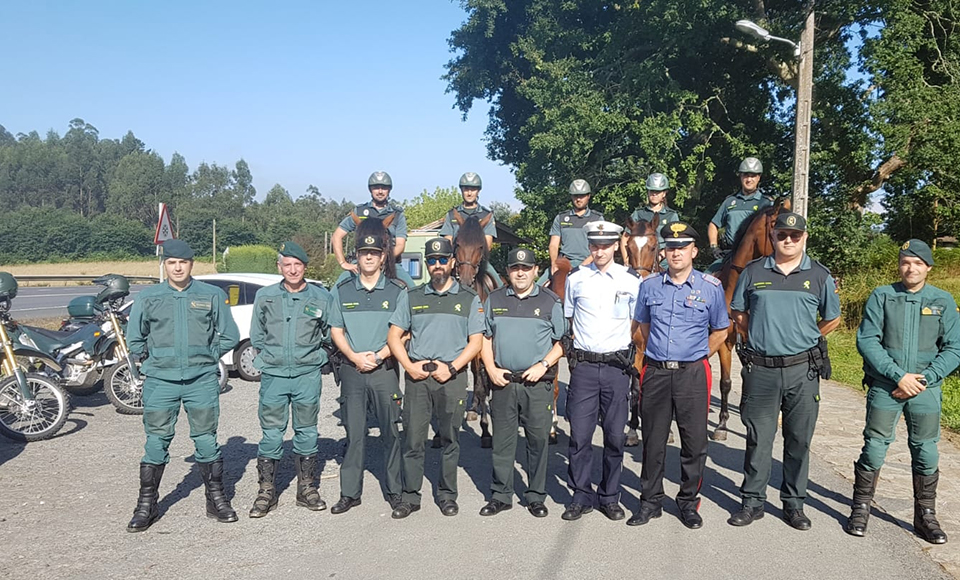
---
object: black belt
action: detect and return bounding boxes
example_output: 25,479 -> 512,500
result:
340,355 -> 396,371
572,348 -> 631,364
740,348 -> 814,368
647,356 -> 706,370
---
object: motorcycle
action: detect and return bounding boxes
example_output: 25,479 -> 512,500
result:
0,273 -> 70,442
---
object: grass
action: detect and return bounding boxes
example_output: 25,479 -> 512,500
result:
0,260 -> 217,285
828,327 -> 960,431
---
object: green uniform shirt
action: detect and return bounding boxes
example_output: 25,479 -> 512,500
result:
389,280 -> 485,362
630,205 -> 680,249
328,272 -> 405,353
439,204 -> 497,240
250,281 -> 332,378
857,282 -> 960,389
731,254 -> 841,356
549,208 -> 604,264
338,201 -> 408,240
127,279 -> 240,381
710,191 -> 773,246
483,285 -> 566,372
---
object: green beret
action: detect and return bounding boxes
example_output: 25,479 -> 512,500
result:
278,241 -> 309,265
161,239 -> 194,260
900,239 -> 934,266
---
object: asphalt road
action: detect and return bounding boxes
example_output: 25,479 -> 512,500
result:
11,285 -> 150,320
0,360 -> 951,580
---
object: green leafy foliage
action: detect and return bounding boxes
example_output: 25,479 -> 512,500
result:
220,245 -> 278,274
402,186 -> 462,229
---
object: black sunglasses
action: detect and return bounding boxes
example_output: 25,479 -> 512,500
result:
775,231 -> 803,242
426,257 -> 451,266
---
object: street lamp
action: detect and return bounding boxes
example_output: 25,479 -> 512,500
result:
734,8 -> 815,219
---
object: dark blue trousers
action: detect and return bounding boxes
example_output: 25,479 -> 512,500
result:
566,361 -> 631,505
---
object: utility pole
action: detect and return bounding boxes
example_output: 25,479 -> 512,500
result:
792,3 -> 815,218
212,219 -> 217,268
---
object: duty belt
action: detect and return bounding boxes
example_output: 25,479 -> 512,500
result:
339,354 -> 396,371
739,348 -> 814,368
572,348 -> 631,365
647,356 -> 706,370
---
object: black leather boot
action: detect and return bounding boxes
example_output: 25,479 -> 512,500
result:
845,464 -> 880,537
127,463 -> 165,532
199,459 -> 238,523
295,454 -> 327,511
249,457 -> 279,518
914,471 -> 948,544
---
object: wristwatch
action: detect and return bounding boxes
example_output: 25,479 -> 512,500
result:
374,354 -> 383,366
446,362 -> 458,377
540,359 -> 550,368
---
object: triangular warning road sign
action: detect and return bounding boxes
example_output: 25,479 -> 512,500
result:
155,203 -> 175,244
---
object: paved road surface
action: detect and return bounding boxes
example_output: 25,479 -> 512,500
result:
0,358 -> 955,580
10,285 -> 150,320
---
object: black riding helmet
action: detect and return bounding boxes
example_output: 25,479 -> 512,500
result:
94,274 -> 131,304
0,272 -> 18,301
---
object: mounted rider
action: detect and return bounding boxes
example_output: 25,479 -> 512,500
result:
440,172 -> 501,288
706,157 -> 774,272
540,179 -> 605,286
630,173 -> 680,251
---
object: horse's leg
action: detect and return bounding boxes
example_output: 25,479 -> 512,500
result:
466,357 -> 480,422
710,336 -> 734,441
477,360 -> 493,449
549,376 -> 559,445
625,375 -> 640,447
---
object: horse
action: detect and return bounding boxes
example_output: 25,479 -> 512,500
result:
453,213 -> 497,448
621,214 -> 661,447
545,256 -> 575,445
710,197 -> 791,441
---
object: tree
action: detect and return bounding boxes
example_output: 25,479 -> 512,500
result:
402,186 -> 461,229
163,152 -> 190,233
107,151 -> 165,225
232,159 -> 257,206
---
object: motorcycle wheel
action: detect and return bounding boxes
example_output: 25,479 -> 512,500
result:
105,360 -> 143,415
0,373 -> 71,442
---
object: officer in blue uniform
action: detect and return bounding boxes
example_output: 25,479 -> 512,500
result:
728,212 -> 842,530
628,223 -> 729,529
562,220 -> 640,522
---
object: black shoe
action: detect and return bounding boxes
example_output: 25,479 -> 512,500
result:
294,454 -> 326,511
127,463 -> 165,532
727,505 -> 764,527
598,502 -> 625,521
527,502 -> 549,518
679,508 -> 703,529
561,503 -> 593,521
249,457 -> 278,519
783,508 -> 812,530
387,494 -> 402,510
914,471 -> 948,544
198,459 -> 238,523
479,499 -> 512,516
439,499 -> 459,516
391,502 -> 420,519
626,504 -> 662,526
330,496 -> 362,515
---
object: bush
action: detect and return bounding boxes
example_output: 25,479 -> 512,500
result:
89,214 -> 154,258
305,253 -> 342,288
220,245 -> 277,274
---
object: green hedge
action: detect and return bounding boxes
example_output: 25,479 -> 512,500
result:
220,245 -> 277,274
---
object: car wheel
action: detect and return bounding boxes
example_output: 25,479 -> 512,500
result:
234,341 -> 261,382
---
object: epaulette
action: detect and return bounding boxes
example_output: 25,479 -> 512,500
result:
540,286 -> 561,302
701,273 -> 721,287
569,266 -> 581,276
625,267 -> 641,279
642,272 -> 660,282
335,275 -> 356,289
387,277 -> 408,290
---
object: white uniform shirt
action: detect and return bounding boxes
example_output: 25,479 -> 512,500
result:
564,262 -> 640,353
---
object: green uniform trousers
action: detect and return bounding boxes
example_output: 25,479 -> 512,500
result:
857,383 -> 942,475
740,363 -> 820,510
257,368 -> 321,459
142,373 -> 221,465
490,379 -> 554,504
338,364 -> 403,500
400,373 -> 467,505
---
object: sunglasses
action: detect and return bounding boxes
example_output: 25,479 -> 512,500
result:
775,231 -> 804,242
426,257 -> 451,266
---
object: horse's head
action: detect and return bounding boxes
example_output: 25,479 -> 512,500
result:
622,213 -> 660,275
350,210 -> 396,229
453,215 -> 489,289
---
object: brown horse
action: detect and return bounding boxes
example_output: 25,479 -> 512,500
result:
545,256 -> 574,444
453,213 -> 496,448
621,215 -> 661,447
710,197 -> 791,441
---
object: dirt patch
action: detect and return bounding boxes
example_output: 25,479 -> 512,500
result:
0,260 -> 218,285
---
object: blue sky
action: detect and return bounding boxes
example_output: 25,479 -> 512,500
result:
0,1 -> 518,206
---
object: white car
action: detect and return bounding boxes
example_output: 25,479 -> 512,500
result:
194,274 -> 328,382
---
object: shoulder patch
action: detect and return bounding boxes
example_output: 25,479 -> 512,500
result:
702,273 -> 721,286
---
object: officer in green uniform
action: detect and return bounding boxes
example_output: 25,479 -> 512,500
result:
480,247 -> 566,518
328,222 -> 406,514
539,179 -> 604,286
440,172 -> 501,288
707,157 -> 773,272
387,237 -> 485,518
630,173 -> 680,250
126,239 -> 240,532
845,239 -> 960,544
247,241 -> 332,517
728,212 -> 841,530
331,171 -> 416,287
